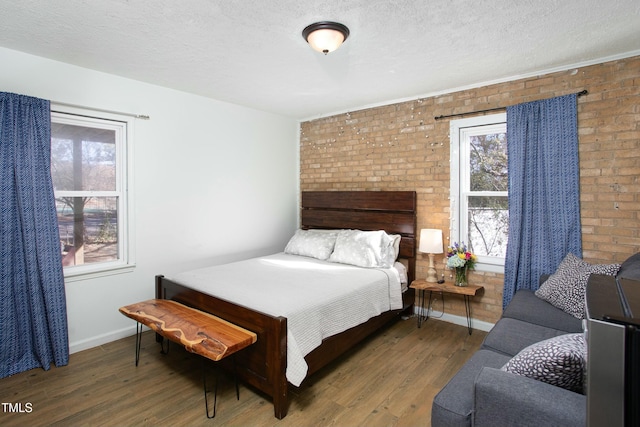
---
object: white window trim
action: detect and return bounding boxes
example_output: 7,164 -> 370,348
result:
450,113 -> 506,274
51,104 -> 136,281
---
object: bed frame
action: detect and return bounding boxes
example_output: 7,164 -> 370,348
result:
155,190 -> 417,419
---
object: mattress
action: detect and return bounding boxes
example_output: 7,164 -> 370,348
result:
170,252 -> 403,386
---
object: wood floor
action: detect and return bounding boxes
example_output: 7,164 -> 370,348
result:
0,317 -> 486,427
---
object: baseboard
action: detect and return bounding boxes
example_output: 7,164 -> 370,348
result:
414,305 -> 494,332
69,324 -> 149,354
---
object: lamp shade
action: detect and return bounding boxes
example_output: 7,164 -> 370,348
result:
302,21 -> 350,54
418,229 -> 443,254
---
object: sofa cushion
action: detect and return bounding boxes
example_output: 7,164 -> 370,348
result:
618,252 -> 640,280
502,289 -> 583,333
431,349 -> 510,427
501,333 -> 586,393
474,367 -> 587,427
535,253 -> 620,319
482,317 -> 573,357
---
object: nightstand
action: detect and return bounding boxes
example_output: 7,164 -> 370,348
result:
409,279 -> 484,334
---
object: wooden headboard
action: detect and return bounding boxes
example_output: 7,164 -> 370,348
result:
301,191 -> 417,283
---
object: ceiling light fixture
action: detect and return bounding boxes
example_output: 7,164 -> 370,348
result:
302,21 -> 350,55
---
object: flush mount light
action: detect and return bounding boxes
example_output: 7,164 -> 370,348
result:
302,21 -> 350,54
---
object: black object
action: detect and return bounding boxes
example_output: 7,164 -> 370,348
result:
586,275 -> 640,427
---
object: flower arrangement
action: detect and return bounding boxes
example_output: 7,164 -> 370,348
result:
446,242 -> 477,269
446,242 -> 477,286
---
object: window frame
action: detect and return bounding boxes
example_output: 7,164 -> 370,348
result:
51,105 -> 135,281
450,113 -> 507,273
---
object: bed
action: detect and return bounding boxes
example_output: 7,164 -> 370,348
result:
155,190 -> 417,419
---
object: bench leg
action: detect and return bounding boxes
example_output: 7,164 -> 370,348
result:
203,355 -> 240,419
135,324 -> 171,367
160,337 -> 170,355
135,322 -> 142,366
203,359 -> 218,418
233,355 -> 240,400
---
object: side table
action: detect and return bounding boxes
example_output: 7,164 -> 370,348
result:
409,279 -> 484,334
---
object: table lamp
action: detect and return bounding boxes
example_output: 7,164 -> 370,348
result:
419,229 -> 444,282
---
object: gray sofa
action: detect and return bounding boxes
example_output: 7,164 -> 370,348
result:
431,252 -> 640,427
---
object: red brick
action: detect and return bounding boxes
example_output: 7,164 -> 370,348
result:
300,55 -> 640,324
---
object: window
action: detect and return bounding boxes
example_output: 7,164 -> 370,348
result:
51,108 -> 134,279
450,113 -> 507,272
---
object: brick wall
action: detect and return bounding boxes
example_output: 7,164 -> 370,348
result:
299,55 -> 640,324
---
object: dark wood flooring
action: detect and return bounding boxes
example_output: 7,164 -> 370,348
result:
0,317 -> 486,427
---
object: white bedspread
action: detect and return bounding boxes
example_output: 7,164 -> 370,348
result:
170,252 -> 403,386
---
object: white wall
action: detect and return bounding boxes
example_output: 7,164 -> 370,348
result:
0,47 -> 300,353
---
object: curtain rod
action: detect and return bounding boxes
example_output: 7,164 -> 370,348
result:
51,101 -> 150,120
434,90 -> 588,121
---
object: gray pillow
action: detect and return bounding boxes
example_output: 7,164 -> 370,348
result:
502,333 -> 586,393
535,253 -> 620,319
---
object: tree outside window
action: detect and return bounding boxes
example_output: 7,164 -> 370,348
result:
451,114 -> 507,271
50,111 -> 131,277
467,132 -> 508,258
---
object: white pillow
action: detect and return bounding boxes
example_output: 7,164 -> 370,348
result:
328,229 -> 395,268
387,234 -> 401,261
394,261 -> 408,284
380,233 -> 400,267
284,229 -> 338,260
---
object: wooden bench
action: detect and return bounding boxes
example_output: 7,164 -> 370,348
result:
119,298 -> 257,418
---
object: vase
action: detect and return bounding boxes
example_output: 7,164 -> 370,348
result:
454,266 -> 468,287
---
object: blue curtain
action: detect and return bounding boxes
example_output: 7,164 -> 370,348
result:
0,92 -> 69,378
502,94 -> 581,308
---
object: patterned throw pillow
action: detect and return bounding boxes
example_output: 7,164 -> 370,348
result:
502,333 -> 586,393
535,253 -> 620,319
284,229 -> 338,260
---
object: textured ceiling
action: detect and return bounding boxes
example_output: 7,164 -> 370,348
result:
1,0 -> 639,119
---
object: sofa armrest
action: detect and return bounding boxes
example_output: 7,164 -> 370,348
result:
473,367 -> 586,427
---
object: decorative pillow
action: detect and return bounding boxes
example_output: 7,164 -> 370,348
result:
284,229 -> 338,260
535,253 -> 620,319
328,229 -> 394,268
502,333 -> 586,393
